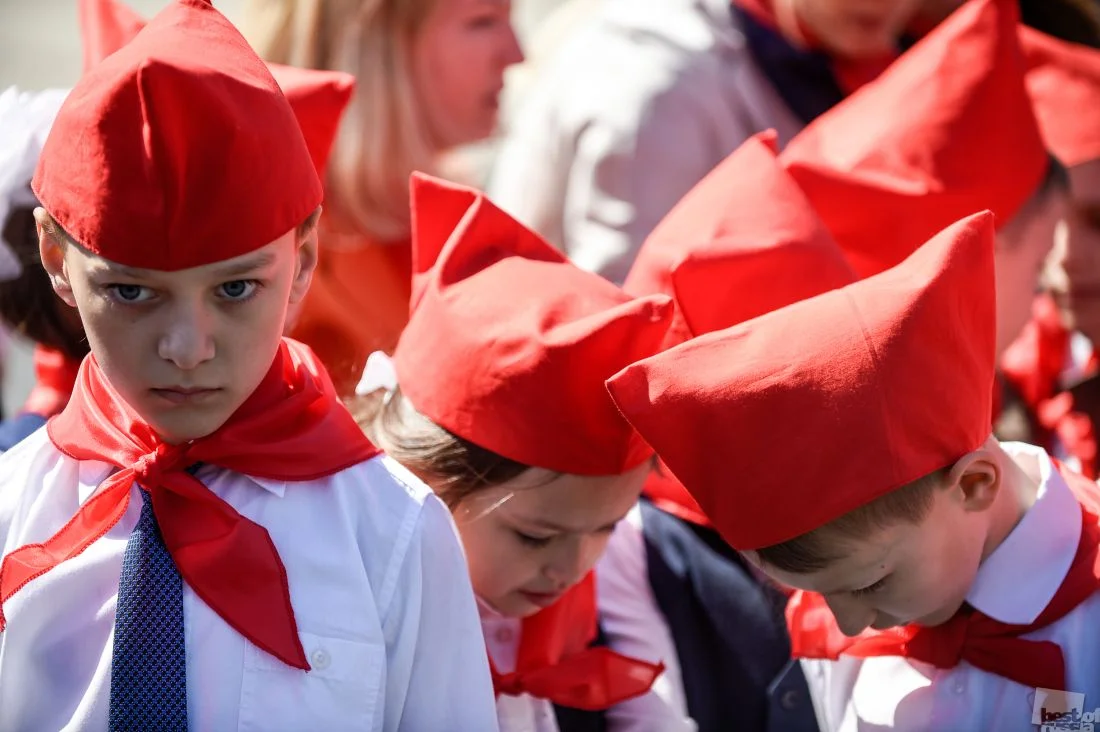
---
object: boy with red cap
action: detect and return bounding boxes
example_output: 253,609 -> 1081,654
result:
608,211 -> 1100,729
0,0 -> 358,454
779,0 -> 1067,359
602,129 -> 853,731
0,2 -> 498,730
352,173 -> 694,731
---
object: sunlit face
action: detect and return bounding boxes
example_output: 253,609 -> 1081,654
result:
1047,160 -> 1100,346
39,211 -> 318,443
747,480 -> 991,636
995,187 -> 1066,356
791,0 -> 925,57
452,463 -> 648,618
411,0 -> 524,150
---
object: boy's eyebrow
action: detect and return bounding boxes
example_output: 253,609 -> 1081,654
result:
209,250 -> 278,278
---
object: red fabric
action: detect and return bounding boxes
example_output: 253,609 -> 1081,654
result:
1020,26 -> 1100,167
786,462 -> 1100,692
77,0 -> 355,181
780,0 -> 1047,279
624,131 -> 854,525
731,0 -> 899,95
491,573 -> 665,710
22,346 -> 82,418
0,339 -> 380,670
607,212 -> 997,549
79,0 -> 145,74
393,173 -> 673,476
625,131 -> 855,349
1002,294 -> 1099,479
35,0 -> 321,271
289,227 -> 412,396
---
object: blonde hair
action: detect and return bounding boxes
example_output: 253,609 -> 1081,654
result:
243,0 -> 440,242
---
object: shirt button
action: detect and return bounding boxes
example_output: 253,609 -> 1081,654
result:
495,627 -> 514,644
310,648 -> 331,671
780,689 -> 800,710
953,680 -> 966,695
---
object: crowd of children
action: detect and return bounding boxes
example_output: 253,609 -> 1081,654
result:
1,0 -> 1099,729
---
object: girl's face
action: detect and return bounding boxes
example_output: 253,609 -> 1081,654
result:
453,463 -> 649,617
411,0 -> 523,151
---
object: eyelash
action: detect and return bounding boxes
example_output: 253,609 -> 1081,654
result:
104,279 -> 263,305
514,530 -> 553,548
851,578 -> 888,598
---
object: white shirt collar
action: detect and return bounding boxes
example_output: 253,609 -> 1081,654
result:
77,459 -> 287,504
965,442 -> 1082,625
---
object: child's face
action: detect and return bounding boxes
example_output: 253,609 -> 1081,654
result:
1047,161 -> 1100,346
39,214 -> 318,443
453,463 -> 648,618
748,482 -> 990,636
995,188 -> 1065,355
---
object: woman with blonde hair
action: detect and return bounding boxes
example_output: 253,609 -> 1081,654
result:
244,0 -> 523,394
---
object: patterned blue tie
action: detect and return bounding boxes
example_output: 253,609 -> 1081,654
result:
108,471 -> 190,731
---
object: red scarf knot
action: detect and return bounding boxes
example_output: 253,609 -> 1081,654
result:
0,339 -> 380,672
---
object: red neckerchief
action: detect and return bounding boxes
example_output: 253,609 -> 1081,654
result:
490,572 -> 665,711
0,338 -> 380,670
21,345 -> 82,418
732,0 -> 901,95
786,460 -> 1100,692
1002,294 -> 1098,479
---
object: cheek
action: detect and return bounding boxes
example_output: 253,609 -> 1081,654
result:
455,517 -> 537,599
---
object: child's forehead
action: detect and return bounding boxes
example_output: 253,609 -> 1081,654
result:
74,239 -> 284,280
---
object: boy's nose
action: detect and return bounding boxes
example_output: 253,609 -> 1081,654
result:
158,304 -> 216,370
824,594 -> 876,637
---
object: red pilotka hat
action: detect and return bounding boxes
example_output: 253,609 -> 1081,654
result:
33,0 -> 321,272
1020,26 -> 1100,167
78,0 -> 354,179
779,0 -> 1047,278
394,173 -> 674,476
607,211 -> 998,550
625,130 -> 855,525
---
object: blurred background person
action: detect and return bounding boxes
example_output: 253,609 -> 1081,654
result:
242,0 -> 524,394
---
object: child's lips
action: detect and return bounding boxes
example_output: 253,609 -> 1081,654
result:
149,386 -> 222,405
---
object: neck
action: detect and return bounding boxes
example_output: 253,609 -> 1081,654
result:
980,445 -> 1041,563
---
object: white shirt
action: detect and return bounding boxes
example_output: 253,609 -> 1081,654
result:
802,442 -> 1100,731
483,504 -> 695,732
488,0 -> 804,284
0,427 -> 500,732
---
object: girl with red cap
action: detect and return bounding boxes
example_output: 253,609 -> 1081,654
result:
0,2 -> 498,729
352,173 -> 694,731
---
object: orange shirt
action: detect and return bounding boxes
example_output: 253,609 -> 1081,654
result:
290,220 -> 412,396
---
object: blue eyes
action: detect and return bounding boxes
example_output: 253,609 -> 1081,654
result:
105,280 -> 260,305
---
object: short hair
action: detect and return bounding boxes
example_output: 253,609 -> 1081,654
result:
752,466 -> 949,573
349,387 -> 537,509
0,200 -> 89,361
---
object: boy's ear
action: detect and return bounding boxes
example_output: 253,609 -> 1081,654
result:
35,208 -> 77,308
944,440 -> 1000,514
289,206 -> 321,306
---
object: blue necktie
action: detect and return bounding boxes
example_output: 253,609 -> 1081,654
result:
108,473 -> 189,731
